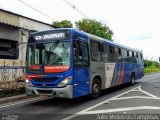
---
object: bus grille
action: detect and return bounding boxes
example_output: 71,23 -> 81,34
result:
36,89 -> 53,94
35,84 -> 56,87
31,77 -> 60,82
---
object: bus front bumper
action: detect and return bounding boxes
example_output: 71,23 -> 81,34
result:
25,85 -> 73,98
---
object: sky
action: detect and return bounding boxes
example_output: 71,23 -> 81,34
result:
1,0 -> 160,61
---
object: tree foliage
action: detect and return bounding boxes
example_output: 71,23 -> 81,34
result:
52,20 -> 73,28
75,19 -> 113,40
144,59 -> 160,68
52,19 -> 113,40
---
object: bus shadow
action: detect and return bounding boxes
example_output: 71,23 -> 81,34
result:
29,82 -> 141,108
101,82 -> 140,95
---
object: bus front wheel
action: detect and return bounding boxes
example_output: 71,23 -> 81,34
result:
91,78 -> 101,99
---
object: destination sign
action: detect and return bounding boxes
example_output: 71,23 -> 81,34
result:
29,30 -> 71,42
34,33 -> 65,41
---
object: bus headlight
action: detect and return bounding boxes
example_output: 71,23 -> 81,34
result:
25,79 -> 33,87
57,76 -> 72,88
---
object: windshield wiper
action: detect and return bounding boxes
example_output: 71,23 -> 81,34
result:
49,41 -> 59,52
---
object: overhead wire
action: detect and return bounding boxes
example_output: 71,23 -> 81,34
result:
17,0 -> 57,21
62,0 -> 89,19
17,0 -> 90,22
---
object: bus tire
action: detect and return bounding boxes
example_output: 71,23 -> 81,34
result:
130,73 -> 135,85
91,78 -> 101,99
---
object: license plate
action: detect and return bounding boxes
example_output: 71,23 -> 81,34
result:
40,95 -> 49,99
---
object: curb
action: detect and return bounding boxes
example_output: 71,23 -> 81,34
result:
0,94 -> 34,105
144,72 -> 160,75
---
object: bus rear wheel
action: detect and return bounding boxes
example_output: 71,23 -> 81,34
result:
91,78 -> 101,99
130,74 -> 135,85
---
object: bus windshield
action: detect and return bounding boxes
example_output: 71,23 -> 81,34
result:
26,41 -> 70,73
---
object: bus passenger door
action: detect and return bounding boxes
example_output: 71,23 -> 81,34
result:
73,37 -> 90,98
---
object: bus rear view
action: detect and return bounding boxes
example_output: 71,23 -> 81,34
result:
25,29 -> 74,98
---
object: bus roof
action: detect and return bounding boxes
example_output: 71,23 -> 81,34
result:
87,33 -> 142,53
72,29 -> 142,53
30,28 -> 142,53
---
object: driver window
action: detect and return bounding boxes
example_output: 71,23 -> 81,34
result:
74,38 -> 89,67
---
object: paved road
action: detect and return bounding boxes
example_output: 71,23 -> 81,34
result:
0,73 -> 160,120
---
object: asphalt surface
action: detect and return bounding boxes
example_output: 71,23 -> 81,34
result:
0,73 -> 160,120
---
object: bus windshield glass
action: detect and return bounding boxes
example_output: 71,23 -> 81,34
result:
26,41 -> 70,73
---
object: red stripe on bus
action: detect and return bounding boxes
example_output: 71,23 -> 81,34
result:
44,65 -> 69,73
118,66 -> 124,85
29,65 -> 41,70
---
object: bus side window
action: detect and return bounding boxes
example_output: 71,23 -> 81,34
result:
128,51 -> 132,63
103,44 -> 109,62
121,49 -> 128,63
113,47 -> 122,62
119,48 -> 121,55
109,46 -> 113,54
127,50 -> 129,57
74,40 -> 89,67
90,40 -> 101,62
140,53 -> 143,60
136,52 -> 139,63
109,46 -> 114,61
102,44 -> 113,62
140,53 -> 143,64
132,52 -> 137,63
132,52 -> 134,57
137,53 -> 143,64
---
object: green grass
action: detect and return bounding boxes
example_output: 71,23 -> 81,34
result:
144,65 -> 160,74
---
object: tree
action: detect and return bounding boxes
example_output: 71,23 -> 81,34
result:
75,19 -> 113,40
144,59 -> 160,68
52,20 -> 73,28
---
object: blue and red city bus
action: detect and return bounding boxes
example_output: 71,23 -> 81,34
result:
25,28 -> 144,98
